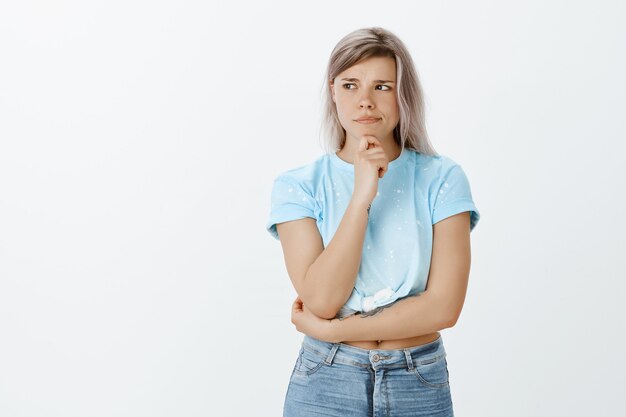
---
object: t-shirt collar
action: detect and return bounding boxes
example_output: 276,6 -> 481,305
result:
330,146 -> 410,174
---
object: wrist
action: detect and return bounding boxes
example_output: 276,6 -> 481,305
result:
349,198 -> 372,214
327,318 -> 344,343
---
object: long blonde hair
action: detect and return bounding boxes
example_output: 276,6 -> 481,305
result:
319,27 -> 438,156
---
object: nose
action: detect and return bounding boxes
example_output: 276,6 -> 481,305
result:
359,89 -> 375,109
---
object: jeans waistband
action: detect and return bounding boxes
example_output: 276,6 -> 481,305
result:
301,334 -> 447,370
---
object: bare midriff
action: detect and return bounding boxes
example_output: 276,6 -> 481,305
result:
341,331 -> 441,350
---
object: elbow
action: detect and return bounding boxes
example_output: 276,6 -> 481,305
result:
442,314 -> 458,329
298,287 -> 339,320
314,309 -> 338,320
305,298 -> 339,320
300,270 -> 344,320
308,291 -> 347,319
434,292 -> 463,329
441,309 -> 461,329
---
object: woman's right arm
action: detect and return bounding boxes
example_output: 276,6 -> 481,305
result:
276,197 -> 371,320
276,135 -> 388,320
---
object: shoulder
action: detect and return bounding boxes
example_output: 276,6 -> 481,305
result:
408,149 -> 463,181
413,150 -> 460,168
271,153 -> 330,192
266,154 -> 329,240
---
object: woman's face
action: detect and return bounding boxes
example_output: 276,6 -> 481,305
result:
330,56 -> 400,145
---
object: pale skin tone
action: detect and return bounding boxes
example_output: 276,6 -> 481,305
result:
279,56 -> 472,350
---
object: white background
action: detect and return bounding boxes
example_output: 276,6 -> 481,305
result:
1,1 -> 625,416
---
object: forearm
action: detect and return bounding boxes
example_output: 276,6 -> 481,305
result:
304,197 -> 370,319
328,291 -> 453,342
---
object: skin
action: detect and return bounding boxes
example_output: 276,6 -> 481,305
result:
331,55 -> 402,168
288,55 -> 473,350
291,209 -> 471,347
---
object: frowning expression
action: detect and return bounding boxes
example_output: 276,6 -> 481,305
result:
330,56 -> 400,143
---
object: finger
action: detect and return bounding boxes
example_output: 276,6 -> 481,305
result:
359,135 -> 380,151
292,298 -> 303,313
365,135 -> 382,147
358,136 -> 369,152
364,146 -> 386,156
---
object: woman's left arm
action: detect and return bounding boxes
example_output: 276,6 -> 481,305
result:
292,212 -> 472,342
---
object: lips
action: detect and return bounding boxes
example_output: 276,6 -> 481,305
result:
356,117 -> 381,124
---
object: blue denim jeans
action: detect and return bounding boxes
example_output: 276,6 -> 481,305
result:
284,334 -> 454,417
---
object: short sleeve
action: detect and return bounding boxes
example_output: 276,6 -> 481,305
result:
431,160 -> 481,232
265,177 -> 318,240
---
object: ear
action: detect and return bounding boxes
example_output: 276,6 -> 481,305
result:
329,80 -> 335,103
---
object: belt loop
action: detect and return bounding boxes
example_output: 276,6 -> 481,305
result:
324,343 -> 341,365
403,349 -> 414,371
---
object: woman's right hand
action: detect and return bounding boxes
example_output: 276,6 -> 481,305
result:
352,135 -> 389,206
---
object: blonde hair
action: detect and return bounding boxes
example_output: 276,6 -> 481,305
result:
318,27 -> 438,156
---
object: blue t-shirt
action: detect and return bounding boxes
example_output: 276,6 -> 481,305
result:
266,147 -> 480,319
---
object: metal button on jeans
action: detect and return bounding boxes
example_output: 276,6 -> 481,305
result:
372,354 -> 380,362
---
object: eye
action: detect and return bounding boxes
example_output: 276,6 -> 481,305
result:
376,85 -> 392,91
342,83 -> 356,90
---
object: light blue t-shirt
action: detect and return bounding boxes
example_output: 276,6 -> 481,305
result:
266,147 -> 480,319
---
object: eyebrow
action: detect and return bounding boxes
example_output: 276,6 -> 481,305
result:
340,77 -> 396,84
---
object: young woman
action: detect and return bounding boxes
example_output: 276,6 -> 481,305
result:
266,27 -> 480,416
